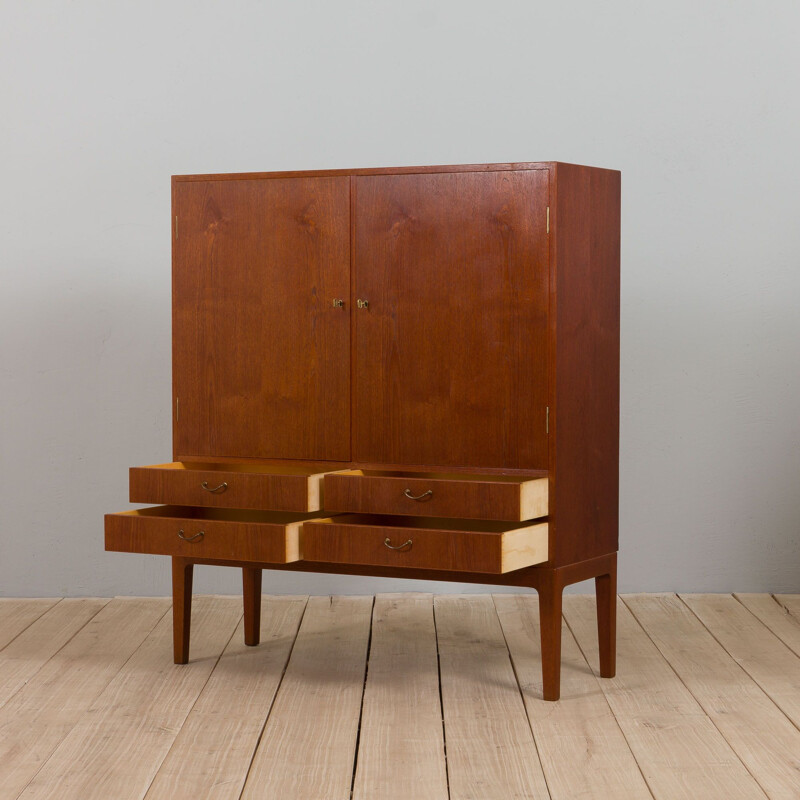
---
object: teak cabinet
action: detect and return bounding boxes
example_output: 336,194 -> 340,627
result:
105,161 -> 621,701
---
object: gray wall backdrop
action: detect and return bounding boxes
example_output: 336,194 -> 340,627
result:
1,1 -> 798,597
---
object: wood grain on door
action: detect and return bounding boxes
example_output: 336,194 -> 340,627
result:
353,170 -> 549,469
173,177 -> 350,461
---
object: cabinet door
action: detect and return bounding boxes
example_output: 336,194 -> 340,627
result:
173,177 -> 350,461
354,170 -> 549,469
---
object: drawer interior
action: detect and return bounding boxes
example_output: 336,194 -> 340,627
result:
309,513 -> 537,533
142,461 -> 332,476
333,469 -> 544,483
116,505 -> 325,524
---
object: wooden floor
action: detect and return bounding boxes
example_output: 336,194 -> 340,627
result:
0,593 -> 798,799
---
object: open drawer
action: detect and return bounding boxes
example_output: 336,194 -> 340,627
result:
105,506 -> 326,563
323,469 -> 548,521
129,462 -> 340,512
303,514 -> 548,574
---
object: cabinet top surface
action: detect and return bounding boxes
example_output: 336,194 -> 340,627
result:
172,161 -> 620,182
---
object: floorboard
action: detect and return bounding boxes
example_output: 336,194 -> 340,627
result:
352,593 -> 448,800
240,596 -> 373,800
144,595 -> 307,800
0,598 -> 108,710
681,594 -> 800,730
494,594 -> 653,800
734,595 -> 800,658
626,593 -> 800,799
0,592 -> 796,800
0,599 -> 60,651
434,594 -> 551,800
17,596 -> 242,800
0,597 -> 169,800
563,595 -> 767,800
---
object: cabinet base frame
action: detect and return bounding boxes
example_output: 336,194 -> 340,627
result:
168,552 -> 617,701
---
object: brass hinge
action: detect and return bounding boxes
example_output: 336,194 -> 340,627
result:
546,406 -> 550,434
174,215 -> 178,240
546,206 -> 550,234
176,397 -> 179,421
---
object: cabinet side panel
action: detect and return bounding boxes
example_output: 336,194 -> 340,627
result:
552,164 -> 620,566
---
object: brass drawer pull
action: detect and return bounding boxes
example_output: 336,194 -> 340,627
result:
404,488 -> 433,501
201,481 -> 228,494
178,529 -> 205,543
384,537 -> 413,551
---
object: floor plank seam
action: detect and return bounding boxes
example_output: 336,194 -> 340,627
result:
675,594 -> 800,736
490,594 -> 553,800
431,595 -> 452,800
237,596 -> 310,800
622,595 -> 774,800
772,595 -> 800,621
140,607 -> 245,800
348,595 -> 375,800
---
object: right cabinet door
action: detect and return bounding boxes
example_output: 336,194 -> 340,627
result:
354,169 -> 549,470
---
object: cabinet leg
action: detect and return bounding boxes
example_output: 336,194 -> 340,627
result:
243,567 -> 262,646
172,558 -> 194,665
538,572 -> 564,701
595,555 -> 617,678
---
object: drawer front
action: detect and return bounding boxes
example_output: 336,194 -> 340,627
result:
129,462 -> 336,512
323,470 -> 548,521
303,515 -> 548,574
105,506 -> 324,563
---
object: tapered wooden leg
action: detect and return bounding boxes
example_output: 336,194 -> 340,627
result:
595,555 -> 617,678
172,557 -> 194,665
243,567 -> 262,646
538,571 -> 564,701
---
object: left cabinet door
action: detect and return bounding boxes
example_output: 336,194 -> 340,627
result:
172,177 -> 351,461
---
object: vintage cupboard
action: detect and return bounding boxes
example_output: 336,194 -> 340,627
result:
105,161 -> 621,700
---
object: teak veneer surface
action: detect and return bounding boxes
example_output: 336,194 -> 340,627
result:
353,169 -> 549,469
324,469 -> 548,521
303,514 -> 549,574
130,461 -> 333,511
105,506 -> 322,563
172,176 -> 350,462
549,162 -> 621,565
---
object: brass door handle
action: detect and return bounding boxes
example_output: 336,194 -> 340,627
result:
404,488 -> 433,501
384,537 -> 412,551
201,481 -> 228,493
357,299 -> 369,309
178,529 -> 205,542
332,298 -> 345,307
